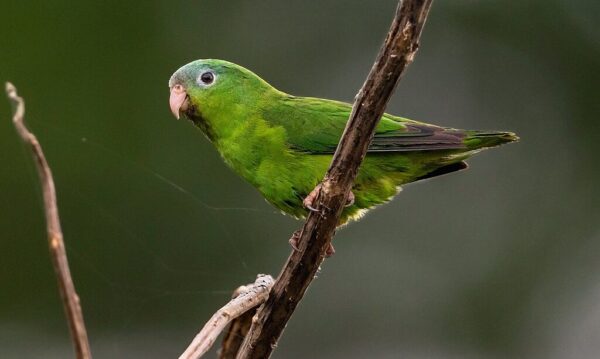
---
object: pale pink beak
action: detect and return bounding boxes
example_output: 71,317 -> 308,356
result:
169,84 -> 188,119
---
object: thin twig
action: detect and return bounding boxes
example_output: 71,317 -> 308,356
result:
235,1 -> 434,358
5,82 -> 92,359
179,274 -> 274,359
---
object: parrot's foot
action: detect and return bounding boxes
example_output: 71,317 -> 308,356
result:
325,243 -> 335,257
288,229 -> 336,257
288,230 -> 302,251
303,184 -> 355,211
303,184 -> 322,212
345,190 -> 355,207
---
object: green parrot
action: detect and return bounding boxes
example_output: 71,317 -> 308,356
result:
168,59 -> 517,246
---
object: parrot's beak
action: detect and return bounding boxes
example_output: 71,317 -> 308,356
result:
169,84 -> 189,120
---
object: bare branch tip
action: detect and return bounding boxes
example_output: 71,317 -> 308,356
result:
5,82 -> 17,99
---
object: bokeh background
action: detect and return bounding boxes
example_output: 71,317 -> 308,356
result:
1,0 -> 599,358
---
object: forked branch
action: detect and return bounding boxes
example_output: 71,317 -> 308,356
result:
179,275 -> 274,359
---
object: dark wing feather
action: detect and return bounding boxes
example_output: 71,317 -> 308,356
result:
264,95 -> 467,154
368,123 -> 467,152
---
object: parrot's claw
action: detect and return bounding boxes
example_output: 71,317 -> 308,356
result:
303,184 -> 322,212
289,230 -> 302,251
289,229 -> 336,257
345,190 -> 355,207
304,185 -> 354,211
325,243 -> 336,257
305,204 -> 319,212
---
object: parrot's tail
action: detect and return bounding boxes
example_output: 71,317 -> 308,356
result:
464,131 -> 519,151
406,130 -> 517,185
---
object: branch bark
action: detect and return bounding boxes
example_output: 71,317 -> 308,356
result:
5,82 -> 92,359
219,307 -> 257,359
179,274 -> 274,359
235,1 -> 434,358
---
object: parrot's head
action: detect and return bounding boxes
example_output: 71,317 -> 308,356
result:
168,59 -> 276,138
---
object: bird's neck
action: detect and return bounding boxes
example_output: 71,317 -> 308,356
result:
204,89 -> 285,142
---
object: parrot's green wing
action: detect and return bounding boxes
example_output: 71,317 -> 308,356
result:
262,95 -> 468,154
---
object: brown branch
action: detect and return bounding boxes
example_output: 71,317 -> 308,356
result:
5,83 -> 92,359
235,1 -> 434,358
179,274 -> 274,359
219,307 -> 257,359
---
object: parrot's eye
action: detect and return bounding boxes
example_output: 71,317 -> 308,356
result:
198,71 -> 215,86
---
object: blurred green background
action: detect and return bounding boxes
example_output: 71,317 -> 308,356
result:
1,0 -> 599,358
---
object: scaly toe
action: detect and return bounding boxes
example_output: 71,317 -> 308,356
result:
345,190 -> 355,207
324,243 -> 336,257
304,203 -> 320,212
289,229 -> 302,251
303,184 -> 322,212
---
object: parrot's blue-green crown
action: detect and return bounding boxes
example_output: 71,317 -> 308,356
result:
169,59 -> 276,99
